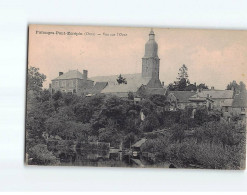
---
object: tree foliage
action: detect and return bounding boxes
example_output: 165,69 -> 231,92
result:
116,74 -> 127,84
27,66 -> 46,92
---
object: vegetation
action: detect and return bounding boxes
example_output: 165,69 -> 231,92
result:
141,121 -> 246,169
226,80 -> 246,95
116,74 -> 127,84
26,67 -> 246,169
169,64 -> 208,91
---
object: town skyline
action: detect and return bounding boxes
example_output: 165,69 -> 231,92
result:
29,25 -> 247,90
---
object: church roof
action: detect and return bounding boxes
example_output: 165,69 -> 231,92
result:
99,74 -> 150,94
52,70 -> 91,81
88,82 -> 108,94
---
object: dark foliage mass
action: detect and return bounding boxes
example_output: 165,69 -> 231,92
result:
26,67 -> 246,169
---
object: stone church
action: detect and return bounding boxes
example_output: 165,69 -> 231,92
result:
50,29 -> 166,97
96,29 -> 166,97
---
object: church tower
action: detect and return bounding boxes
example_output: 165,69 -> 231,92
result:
142,29 -> 162,88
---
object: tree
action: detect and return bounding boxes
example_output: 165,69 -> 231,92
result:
168,83 -> 176,91
239,81 -> 246,92
185,83 -> 197,91
149,94 -> 167,107
170,124 -> 186,143
141,112 -> 160,132
128,92 -> 134,100
116,74 -> 127,84
226,80 -> 240,95
169,64 -> 191,91
177,78 -> 187,91
27,66 -> 46,92
177,64 -> 189,83
197,83 -> 208,90
28,144 -> 59,165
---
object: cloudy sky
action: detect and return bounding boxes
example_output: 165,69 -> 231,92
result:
29,24 -> 247,89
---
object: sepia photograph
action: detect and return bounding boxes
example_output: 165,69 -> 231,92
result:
25,24 -> 247,169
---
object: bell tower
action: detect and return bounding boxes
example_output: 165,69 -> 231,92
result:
142,28 -> 160,80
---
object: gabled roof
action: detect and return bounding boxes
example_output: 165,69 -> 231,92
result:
189,96 -> 213,102
146,77 -> 163,88
167,91 -> 196,103
100,74 -> 150,94
232,91 -> 247,108
52,70 -> 90,81
144,87 -> 167,96
196,90 -> 234,99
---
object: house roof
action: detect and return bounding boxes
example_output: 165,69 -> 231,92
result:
144,87 -> 167,96
132,138 -> 147,148
196,90 -> 234,99
167,91 -> 197,103
146,77 -> 163,88
232,91 -> 247,108
88,82 -> 108,94
52,70 -> 91,81
100,74 -> 150,94
189,97 -> 211,102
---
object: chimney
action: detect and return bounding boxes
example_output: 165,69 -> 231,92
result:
83,70 -> 88,80
59,72 -> 63,76
211,86 -> 214,90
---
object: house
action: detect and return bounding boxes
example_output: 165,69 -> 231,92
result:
189,94 -> 214,110
50,70 -> 94,95
166,91 -> 197,110
221,99 -> 234,117
194,89 -> 234,110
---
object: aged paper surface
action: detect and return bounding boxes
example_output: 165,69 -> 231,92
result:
26,24 -> 246,169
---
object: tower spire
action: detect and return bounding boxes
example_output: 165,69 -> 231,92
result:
149,28 -> 155,40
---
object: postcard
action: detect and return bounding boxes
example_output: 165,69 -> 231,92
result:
26,24 -> 246,169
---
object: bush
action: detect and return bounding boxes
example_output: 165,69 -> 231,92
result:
28,144 -> 59,165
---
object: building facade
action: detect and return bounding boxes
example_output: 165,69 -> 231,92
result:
50,69 -> 94,95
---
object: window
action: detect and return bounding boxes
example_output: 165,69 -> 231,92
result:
241,107 -> 245,112
56,81 -> 59,87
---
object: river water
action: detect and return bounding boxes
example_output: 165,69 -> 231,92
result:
53,147 -> 143,167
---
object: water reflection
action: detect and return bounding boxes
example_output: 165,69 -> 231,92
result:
48,142 -> 154,167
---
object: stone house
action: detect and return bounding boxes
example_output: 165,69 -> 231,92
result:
50,69 -> 94,95
194,89 -> 234,110
166,91 -> 197,110
189,94 -> 214,110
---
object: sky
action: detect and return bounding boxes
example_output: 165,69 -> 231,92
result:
28,24 -> 247,89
